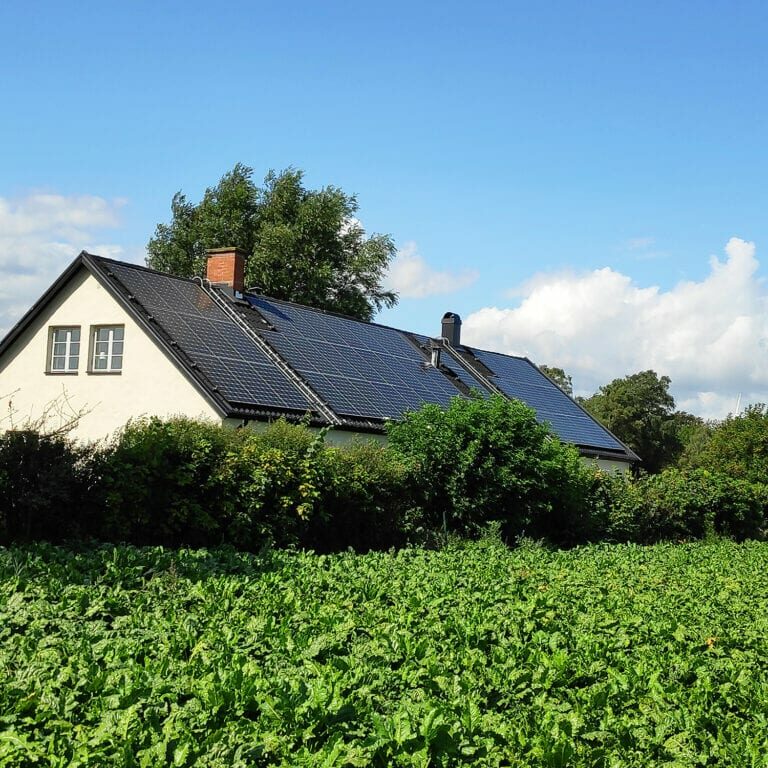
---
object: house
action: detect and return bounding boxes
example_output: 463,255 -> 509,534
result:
0,248 -> 638,470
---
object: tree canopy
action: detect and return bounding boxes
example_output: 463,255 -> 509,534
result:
684,404 -> 768,484
146,164 -> 398,321
539,365 -> 573,396
582,370 -> 682,474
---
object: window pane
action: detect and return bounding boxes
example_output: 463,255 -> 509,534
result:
113,327 -> 124,341
111,341 -> 123,355
70,342 -> 80,356
95,341 -> 109,355
52,357 -> 65,370
71,328 -> 80,342
110,355 -> 123,370
68,356 -> 79,370
53,342 -> 66,356
94,356 -> 107,370
53,329 -> 67,342
96,328 -> 110,341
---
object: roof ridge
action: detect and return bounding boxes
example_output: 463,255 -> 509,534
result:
88,253 -> 423,338
87,253 -> 202,286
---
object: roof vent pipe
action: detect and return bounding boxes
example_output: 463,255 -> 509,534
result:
429,340 -> 442,368
441,312 -> 461,346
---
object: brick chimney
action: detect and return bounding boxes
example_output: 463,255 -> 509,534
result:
206,247 -> 245,294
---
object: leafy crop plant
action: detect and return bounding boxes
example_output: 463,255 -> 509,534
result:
1,539 -> 768,766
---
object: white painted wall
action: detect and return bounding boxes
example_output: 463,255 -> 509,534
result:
585,456 -> 632,474
0,267 -> 221,443
223,417 -> 387,446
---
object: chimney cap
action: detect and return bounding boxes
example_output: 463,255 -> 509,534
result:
206,246 -> 248,256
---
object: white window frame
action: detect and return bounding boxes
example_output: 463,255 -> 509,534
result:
47,326 -> 81,374
88,325 -> 124,374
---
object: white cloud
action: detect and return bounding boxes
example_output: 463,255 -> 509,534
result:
0,192 -> 133,336
386,241 -> 478,298
463,238 -> 768,419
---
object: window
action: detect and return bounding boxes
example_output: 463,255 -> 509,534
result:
47,326 -> 80,373
89,325 -> 124,373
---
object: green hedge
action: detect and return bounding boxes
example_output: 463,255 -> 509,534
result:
1,404 -> 766,551
590,468 -> 767,543
0,429 -> 101,543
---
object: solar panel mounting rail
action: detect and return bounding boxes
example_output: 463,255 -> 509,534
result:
439,340 -> 507,398
196,279 -> 343,426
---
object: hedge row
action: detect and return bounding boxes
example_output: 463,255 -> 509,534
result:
1,396 -> 766,550
0,419 -> 418,552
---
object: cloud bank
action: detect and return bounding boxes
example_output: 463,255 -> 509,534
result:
0,193 -> 132,336
386,241 -> 478,298
463,238 -> 768,419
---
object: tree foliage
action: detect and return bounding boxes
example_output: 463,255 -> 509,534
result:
146,164 -> 398,321
386,394 -> 592,541
539,365 -> 573,396
582,370 -> 681,474
685,404 -> 768,484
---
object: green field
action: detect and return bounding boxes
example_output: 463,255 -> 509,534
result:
2,539 -> 768,767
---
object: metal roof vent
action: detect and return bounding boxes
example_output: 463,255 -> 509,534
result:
441,312 -> 461,347
429,339 -> 442,368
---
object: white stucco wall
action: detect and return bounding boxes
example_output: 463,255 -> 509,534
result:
222,417 -> 387,446
0,267 -> 221,443
585,456 -> 632,474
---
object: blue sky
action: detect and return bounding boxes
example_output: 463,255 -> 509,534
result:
2,1 -> 768,416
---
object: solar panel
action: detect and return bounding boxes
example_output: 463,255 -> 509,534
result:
245,297 -> 465,420
407,333 -> 490,395
104,263 -> 316,413
465,348 -> 626,452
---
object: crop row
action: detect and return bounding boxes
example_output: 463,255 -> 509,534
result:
1,539 -> 768,766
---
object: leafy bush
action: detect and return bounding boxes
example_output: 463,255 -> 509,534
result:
685,404 -> 768,484
100,417 -> 239,546
387,394 -> 593,541
306,441 -> 419,551
0,430 -> 101,544
594,468 -> 767,543
229,422 -> 328,549
584,469 -> 643,543
99,418 -> 417,552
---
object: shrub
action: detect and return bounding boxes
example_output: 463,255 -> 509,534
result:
386,394 -> 593,541
585,469 -> 643,543
100,417 -> 238,546
230,422 -> 328,549
597,468 -> 767,543
306,440 -> 419,551
0,430 -> 101,544
686,404 -> 768,485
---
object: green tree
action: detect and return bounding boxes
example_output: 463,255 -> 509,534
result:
539,365 -> 573,396
582,370 -> 681,474
686,404 -> 768,484
386,394 -> 591,542
146,164 -> 398,321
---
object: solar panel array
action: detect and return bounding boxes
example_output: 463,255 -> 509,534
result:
105,263 -> 315,412
408,334 -> 489,395
99,258 -> 629,454
246,297 -> 464,420
466,348 -> 626,452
